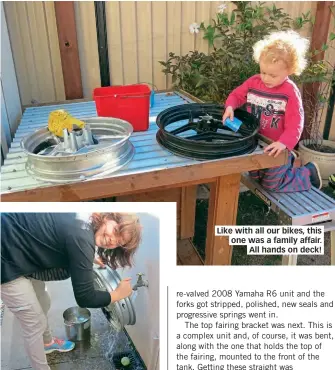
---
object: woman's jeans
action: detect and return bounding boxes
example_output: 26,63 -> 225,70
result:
1,277 -> 53,370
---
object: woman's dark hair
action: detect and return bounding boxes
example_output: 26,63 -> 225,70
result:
89,213 -> 142,270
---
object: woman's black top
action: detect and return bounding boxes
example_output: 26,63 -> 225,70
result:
1,213 -> 111,308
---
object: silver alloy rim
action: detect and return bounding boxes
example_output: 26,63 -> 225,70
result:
93,266 -> 136,331
21,117 -> 135,183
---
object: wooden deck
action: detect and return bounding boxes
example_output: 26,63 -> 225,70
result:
177,239 -> 203,265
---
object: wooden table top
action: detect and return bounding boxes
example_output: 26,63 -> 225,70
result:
1,91 -> 287,201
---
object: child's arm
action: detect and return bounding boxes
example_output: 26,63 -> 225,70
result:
223,75 -> 256,123
225,77 -> 253,109
278,87 -> 304,151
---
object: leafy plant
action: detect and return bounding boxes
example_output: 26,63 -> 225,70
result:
159,1 -> 334,148
160,1 -> 306,102
298,25 -> 335,149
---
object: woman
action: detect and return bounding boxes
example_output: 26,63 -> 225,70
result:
1,212 -> 142,370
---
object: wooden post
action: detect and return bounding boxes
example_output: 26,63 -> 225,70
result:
179,186 -> 197,239
302,1 -> 333,139
205,174 -> 241,265
54,1 -> 83,100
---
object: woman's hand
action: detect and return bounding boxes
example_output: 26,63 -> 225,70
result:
222,106 -> 234,124
110,278 -> 132,302
264,141 -> 286,158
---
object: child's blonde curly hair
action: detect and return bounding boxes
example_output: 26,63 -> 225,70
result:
253,30 -> 310,76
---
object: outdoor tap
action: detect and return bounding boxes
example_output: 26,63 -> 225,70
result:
132,273 -> 149,291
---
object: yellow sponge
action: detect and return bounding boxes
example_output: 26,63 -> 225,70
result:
48,110 -> 85,137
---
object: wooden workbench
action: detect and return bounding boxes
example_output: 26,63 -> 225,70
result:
0,91 -> 288,265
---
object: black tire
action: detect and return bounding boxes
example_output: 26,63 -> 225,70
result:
156,103 -> 259,160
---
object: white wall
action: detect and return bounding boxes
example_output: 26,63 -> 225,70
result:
118,212 -> 160,369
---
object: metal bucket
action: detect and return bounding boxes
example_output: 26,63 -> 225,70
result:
63,306 -> 91,342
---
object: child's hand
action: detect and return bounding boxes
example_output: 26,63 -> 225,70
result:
222,106 -> 234,124
264,141 -> 286,158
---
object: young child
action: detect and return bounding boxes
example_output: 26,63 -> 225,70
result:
222,30 -> 322,192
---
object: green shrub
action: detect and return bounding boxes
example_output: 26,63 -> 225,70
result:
160,1 -> 334,104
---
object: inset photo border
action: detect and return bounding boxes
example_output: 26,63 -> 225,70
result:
1,202 -> 176,370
